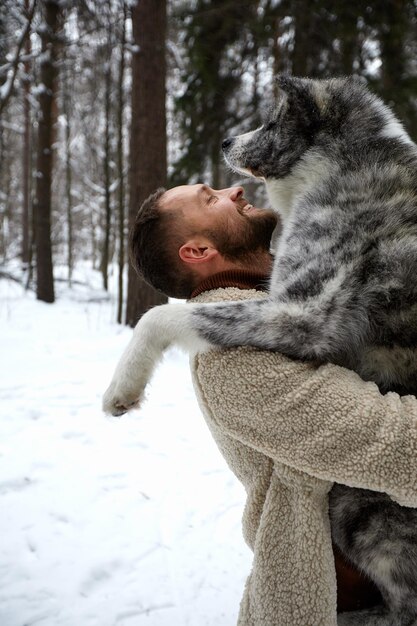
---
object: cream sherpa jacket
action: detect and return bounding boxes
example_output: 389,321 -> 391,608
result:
190,286 -> 417,626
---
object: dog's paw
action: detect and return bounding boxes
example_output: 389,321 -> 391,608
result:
102,380 -> 144,417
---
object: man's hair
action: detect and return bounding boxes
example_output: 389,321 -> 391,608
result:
129,188 -> 198,299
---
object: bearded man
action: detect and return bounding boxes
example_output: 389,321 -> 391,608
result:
124,184 -> 417,626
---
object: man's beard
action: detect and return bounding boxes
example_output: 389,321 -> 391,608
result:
206,209 -> 279,264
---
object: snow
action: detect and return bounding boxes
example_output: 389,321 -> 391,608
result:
0,267 -> 251,626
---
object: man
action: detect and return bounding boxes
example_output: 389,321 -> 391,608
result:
129,184 -> 417,626
129,184 -> 277,300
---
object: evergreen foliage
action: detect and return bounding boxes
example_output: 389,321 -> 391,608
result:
1,0 -> 417,316
170,0 -> 260,187
171,0 -> 417,186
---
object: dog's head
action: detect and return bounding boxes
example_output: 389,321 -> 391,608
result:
222,75 -> 394,181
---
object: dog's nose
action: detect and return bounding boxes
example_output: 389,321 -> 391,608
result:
222,137 -> 234,151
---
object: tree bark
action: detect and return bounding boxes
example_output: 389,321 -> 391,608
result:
0,113 -> 12,263
22,0 -> 32,266
379,0 -> 407,102
125,0 -> 168,327
101,53 -> 112,291
117,3 -> 126,324
62,59 -> 73,286
291,0 -> 309,76
34,0 -> 61,303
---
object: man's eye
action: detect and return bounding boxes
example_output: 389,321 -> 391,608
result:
208,195 -> 217,204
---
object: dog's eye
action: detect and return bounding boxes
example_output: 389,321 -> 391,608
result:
264,121 -> 277,132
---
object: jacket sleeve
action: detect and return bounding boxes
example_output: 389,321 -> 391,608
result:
193,346 -> 417,507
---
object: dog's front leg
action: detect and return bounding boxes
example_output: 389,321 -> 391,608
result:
102,303 -> 211,416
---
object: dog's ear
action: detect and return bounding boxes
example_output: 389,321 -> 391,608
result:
276,74 -> 307,102
276,74 -> 322,126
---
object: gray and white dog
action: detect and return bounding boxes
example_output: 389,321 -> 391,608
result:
103,75 -> 417,625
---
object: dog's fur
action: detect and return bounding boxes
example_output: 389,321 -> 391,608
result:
103,76 -> 417,625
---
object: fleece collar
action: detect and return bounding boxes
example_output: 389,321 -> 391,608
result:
190,269 -> 269,298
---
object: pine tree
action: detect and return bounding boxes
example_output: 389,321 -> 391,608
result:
125,0 -> 168,327
34,0 -> 62,303
367,0 -> 417,140
170,0 -> 260,187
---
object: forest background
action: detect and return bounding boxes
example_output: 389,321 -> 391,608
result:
1,0 -> 417,325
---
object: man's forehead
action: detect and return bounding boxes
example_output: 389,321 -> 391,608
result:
160,184 -> 200,210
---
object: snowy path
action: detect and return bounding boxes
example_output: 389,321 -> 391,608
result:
0,273 -> 251,626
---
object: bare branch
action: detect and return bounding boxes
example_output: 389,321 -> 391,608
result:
0,0 -> 37,115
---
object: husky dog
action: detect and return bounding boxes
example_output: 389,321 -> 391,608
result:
103,76 -> 417,625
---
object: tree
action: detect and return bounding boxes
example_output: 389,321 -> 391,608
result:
170,0 -> 260,187
0,0 -> 36,267
101,35 -> 113,292
367,0 -> 417,140
61,51 -> 73,286
116,2 -> 127,324
34,0 -> 62,303
0,0 -> 36,116
125,0 -> 168,327
1,0 -> 417,305
22,0 -> 33,268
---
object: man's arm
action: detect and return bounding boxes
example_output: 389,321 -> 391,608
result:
190,286 -> 417,508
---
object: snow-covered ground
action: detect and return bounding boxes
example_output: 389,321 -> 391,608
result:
0,266 -> 251,626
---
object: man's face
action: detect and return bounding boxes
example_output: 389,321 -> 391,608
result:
159,184 -> 278,260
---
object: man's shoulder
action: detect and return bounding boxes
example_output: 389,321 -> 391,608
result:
190,287 -> 267,304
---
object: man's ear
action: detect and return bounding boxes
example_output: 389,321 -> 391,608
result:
179,240 -> 219,265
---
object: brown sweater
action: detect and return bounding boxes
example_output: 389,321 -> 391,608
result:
191,269 -> 269,298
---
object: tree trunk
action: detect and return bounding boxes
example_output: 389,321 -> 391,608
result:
63,59 -> 73,286
291,0 -> 309,76
272,17 -> 282,101
22,0 -> 32,267
102,54 -> 112,291
0,114 -> 11,263
0,3 -> 7,263
125,0 -> 168,327
34,0 -> 61,303
117,4 -> 126,324
378,0 -> 407,107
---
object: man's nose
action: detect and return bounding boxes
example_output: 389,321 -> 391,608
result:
228,186 -> 244,201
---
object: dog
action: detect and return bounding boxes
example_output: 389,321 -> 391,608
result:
103,75 -> 417,625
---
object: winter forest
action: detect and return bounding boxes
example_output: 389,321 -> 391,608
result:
2,0 -> 417,324
1,1 -> 417,625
